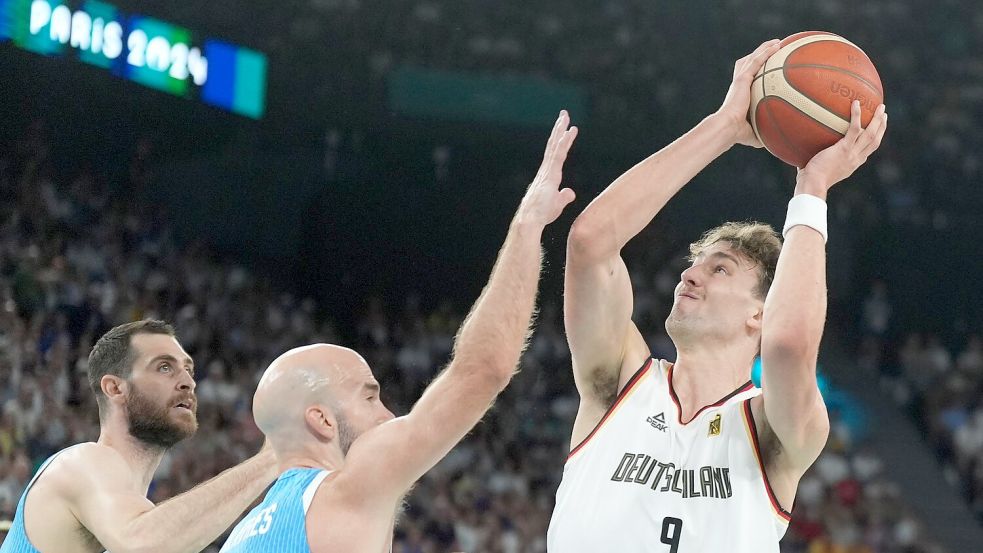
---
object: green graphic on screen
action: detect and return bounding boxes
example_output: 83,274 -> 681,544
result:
0,0 -> 267,118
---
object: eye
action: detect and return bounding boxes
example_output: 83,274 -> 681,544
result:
714,265 -> 728,275
159,363 -> 172,373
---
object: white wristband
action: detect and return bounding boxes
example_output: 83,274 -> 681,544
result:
783,194 -> 828,244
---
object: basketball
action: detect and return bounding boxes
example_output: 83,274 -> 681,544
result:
749,31 -> 884,168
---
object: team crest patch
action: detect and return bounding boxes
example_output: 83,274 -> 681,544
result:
708,413 -> 722,437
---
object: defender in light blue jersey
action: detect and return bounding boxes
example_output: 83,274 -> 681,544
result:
219,111 -> 580,552
0,320 -> 276,553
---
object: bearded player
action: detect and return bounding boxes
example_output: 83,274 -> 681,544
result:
0,320 -> 277,553
547,39 -> 887,552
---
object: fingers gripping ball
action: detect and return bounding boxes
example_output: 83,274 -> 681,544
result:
749,31 -> 884,168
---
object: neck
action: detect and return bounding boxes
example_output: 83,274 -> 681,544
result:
97,416 -> 168,494
670,341 -> 755,417
275,445 -> 345,475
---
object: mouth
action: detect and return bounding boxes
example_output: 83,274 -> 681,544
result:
173,400 -> 195,413
678,292 -> 700,300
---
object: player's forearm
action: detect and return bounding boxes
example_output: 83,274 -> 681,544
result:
570,114 -> 737,259
762,179 -> 829,364
122,449 -> 277,553
452,217 -> 544,384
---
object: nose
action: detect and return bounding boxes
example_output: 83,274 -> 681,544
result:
680,264 -> 701,288
177,370 -> 196,392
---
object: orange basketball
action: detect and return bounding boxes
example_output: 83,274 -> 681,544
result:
749,31 -> 884,168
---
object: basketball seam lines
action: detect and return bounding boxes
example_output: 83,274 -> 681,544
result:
751,66 -> 784,85
752,63 -> 882,118
777,97 -> 844,137
782,63 -> 883,97
753,64 -> 883,96
756,55 -> 789,158
751,52 -> 771,142
782,64 -> 848,125
780,63 -> 880,125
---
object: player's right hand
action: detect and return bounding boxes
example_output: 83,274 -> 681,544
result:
714,39 -> 782,148
797,100 -> 888,194
517,110 -> 578,227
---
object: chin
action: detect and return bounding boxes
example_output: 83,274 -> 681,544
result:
162,409 -> 198,436
181,412 -> 201,431
666,314 -> 708,343
179,417 -> 199,433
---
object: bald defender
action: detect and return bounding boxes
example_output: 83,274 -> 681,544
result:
219,111 -> 579,552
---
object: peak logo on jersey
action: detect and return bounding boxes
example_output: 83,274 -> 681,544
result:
708,413 -> 722,437
646,412 -> 668,432
610,452 -> 733,499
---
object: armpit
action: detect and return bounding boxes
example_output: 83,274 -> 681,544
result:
588,368 -> 619,407
755,414 -> 786,468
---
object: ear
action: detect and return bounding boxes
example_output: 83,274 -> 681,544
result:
746,303 -> 764,332
101,375 -> 127,404
305,406 -> 337,441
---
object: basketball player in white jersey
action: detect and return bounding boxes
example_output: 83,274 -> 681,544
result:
0,319 -> 278,553
219,112 -> 579,552
548,40 -> 888,552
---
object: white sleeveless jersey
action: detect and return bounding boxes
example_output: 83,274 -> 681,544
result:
548,359 -> 790,553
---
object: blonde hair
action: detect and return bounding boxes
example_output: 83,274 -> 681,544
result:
688,222 -> 782,299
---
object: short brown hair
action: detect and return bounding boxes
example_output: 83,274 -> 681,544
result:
88,319 -> 176,409
688,222 -> 782,299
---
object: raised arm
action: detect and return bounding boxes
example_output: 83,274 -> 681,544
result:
339,112 -> 578,501
760,100 -> 887,470
564,40 -> 783,425
65,444 -> 277,553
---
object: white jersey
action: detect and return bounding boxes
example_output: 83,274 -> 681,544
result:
548,359 -> 790,553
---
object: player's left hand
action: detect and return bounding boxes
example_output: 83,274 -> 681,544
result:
797,100 -> 888,193
517,110 -> 578,227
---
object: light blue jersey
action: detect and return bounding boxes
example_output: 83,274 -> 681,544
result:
220,467 -> 331,553
0,445 -> 86,553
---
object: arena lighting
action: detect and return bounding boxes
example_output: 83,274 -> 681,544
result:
0,0 -> 267,118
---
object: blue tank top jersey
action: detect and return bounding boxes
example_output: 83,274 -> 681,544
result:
0,445 -> 85,553
219,467 -> 330,553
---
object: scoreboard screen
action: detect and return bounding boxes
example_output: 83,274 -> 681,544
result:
0,0 -> 267,119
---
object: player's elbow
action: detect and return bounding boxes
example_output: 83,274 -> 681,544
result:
483,356 -> 519,391
567,215 -> 615,264
451,356 -> 516,394
102,526 -> 153,553
776,404 -> 830,463
761,333 -> 816,366
113,526 -> 194,553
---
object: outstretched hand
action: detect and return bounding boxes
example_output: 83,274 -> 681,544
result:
715,38 -> 782,148
517,111 -> 578,227
797,100 -> 888,194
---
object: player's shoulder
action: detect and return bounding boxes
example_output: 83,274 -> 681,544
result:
43,442 -> 132,496
317,462 -> 357,494
312,461 -> 389,511
306,467 -> 370,518
59,442 -> 129,469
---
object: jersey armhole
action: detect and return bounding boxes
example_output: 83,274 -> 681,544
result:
302,470 -> 332,514
740,399 -> 793,522
567,358 -> 654,461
